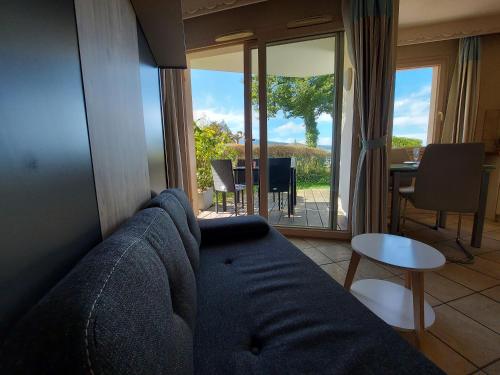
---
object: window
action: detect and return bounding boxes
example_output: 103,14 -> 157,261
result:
392,67 -> 436,148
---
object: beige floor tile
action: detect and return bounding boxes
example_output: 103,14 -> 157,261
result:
449,294 -> 500,334
399,331 -> 477,375
287,237 -> 314,249
464,257 -> 500,280
385,275 -> 442,307
435,239 -> 497,257
463,236 -> 500,253
300,247 -> 332,266
482,286 -> 500,303
437,263 -> 499,291
320,263 -> 347,285
423,272 -> 474,302
405,227 -> 456,244
480,251 -> 500,264
429,305 -> 500,367
316,242 -> 352,262
304,238 -> 349,248
484,230 -> 500,241
483,360 -> 500,375
337,258 -> 394,280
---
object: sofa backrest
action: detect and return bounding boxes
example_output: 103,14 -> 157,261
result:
0,208 -> 196,375
147,189 -> 200,273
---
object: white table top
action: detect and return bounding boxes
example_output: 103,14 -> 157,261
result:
351,233 -> 445,271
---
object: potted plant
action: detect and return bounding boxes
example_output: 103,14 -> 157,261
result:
194,121 -> 238,210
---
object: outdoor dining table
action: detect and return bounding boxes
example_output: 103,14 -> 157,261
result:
390,163 -> 495,248
233,165 -> 298,213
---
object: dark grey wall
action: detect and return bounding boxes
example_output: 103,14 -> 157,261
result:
138,25 -> 167,194
0,0 -> 101,336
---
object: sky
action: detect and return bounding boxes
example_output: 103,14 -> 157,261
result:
191,66 -> 432,147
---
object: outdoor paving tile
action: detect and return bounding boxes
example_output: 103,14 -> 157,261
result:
436,263 -> 499,291
449,294 -> 500,334
300,247 -> 332,266
483,360 -> 500,375
399,331 -> 477,375
429,305 -> 500,367
423,272 -> 474,302
481,286 -> 500,302
464,257 -> 500,280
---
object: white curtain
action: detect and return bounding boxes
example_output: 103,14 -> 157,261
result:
441,37 -> 481,143
342,0 -> 399,235
160,69 -> 197,204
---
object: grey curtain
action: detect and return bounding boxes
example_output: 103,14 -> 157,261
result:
342,0 -> 399,235
441,37 -> 481,144
160,69 -> 195,201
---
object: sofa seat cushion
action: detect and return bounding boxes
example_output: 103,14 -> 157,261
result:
194,228 -> 443,375
1,208 -> 196,375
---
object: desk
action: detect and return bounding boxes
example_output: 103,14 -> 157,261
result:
390,163 -> 495,248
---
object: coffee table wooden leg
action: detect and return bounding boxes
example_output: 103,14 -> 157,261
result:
405,272 -> 412,289
344,252 -> 361,290
411,272 -> 425,348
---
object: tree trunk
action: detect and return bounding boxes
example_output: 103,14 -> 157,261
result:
304,113 -> 319,147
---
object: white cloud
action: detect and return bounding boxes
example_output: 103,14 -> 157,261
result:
273,121 -> 304,136
318,112 -> 333,123
317,137 -> 332,146
193,108 -> 244,132
393,83 -> 431,131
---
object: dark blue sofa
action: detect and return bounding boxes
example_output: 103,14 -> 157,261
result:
0,189 -> 443,374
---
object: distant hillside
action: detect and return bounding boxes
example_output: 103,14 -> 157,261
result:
252,139 -> 331,152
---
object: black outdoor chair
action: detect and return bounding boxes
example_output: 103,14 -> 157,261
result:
211,159 -> 245,215
268,158 -> 292,217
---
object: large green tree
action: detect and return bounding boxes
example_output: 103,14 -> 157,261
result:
252,74 -> 334,147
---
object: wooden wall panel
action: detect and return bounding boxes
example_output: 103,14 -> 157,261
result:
75,0 -> 150,237
137,25 -> 167,195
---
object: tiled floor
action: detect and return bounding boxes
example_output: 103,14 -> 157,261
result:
287,209 -> 500,375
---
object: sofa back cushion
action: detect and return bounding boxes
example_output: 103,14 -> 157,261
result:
148,189 -> 200,273
164,189 -> 201,246
0,208 -> 195,375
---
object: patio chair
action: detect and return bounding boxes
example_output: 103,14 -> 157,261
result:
211,159 -> 245,215
268,158 -> 292,217
399,143 -> 485,263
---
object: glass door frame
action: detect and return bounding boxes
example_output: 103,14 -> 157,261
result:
243,32 -> 345,231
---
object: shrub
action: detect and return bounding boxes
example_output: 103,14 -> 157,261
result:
226,144 -> 331,188
392,136 -> 423,149
194,122 -> 238,191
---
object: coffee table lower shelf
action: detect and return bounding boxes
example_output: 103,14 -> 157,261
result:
351,279 -> 435,331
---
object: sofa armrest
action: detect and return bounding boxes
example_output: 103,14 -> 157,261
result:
198,215 -> 270,246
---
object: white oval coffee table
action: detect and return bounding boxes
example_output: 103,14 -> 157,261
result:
344,233 -> 445,346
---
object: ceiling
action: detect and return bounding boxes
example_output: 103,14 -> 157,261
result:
399,0 -> 500,27
189,37 -> 336,77
182,0 -> 500,26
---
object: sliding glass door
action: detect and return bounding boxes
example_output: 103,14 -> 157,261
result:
245,34 -> 345,230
